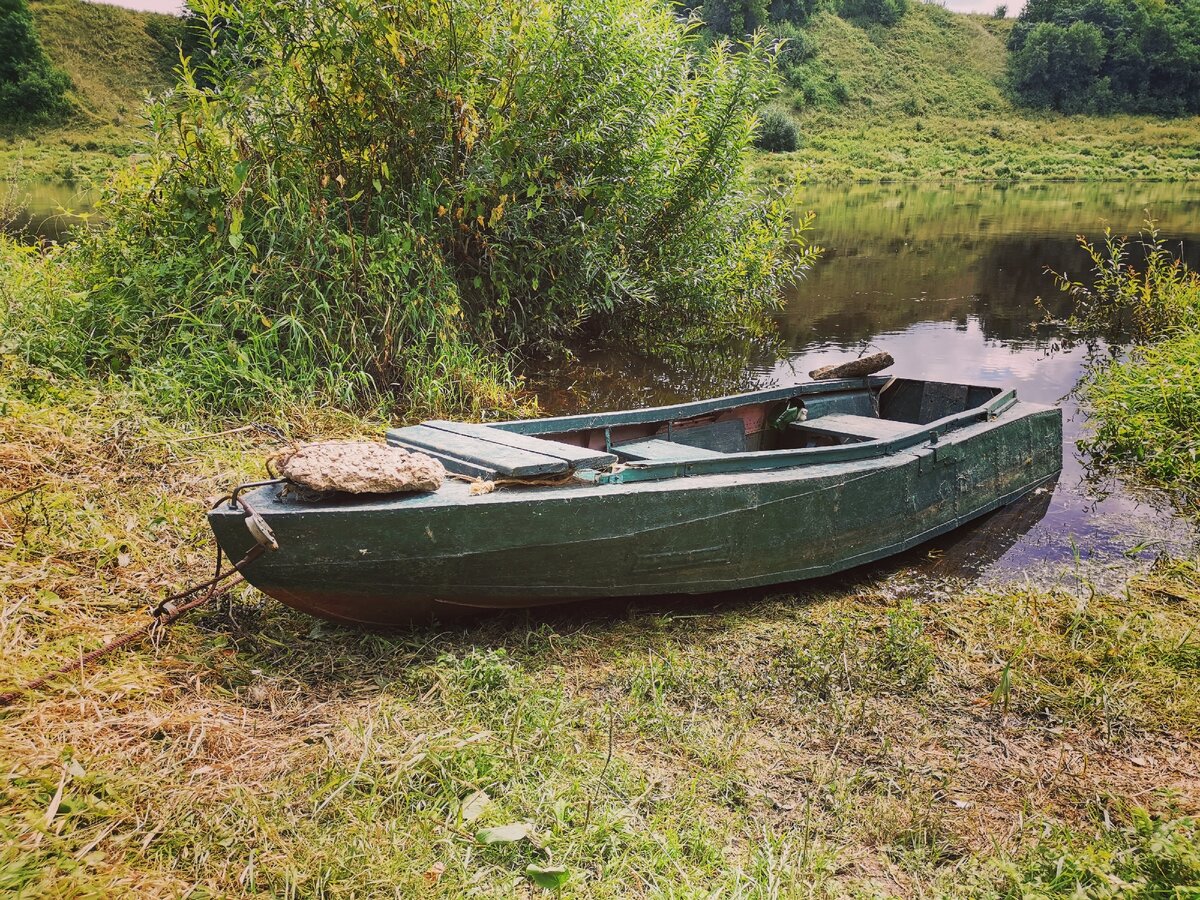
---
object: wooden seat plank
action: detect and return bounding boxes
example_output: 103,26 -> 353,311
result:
387,440 -> 499,480
614,439 -> 726,463
386,425 -> 568,477
792,413 -> 917,442
423,421 -> 616,470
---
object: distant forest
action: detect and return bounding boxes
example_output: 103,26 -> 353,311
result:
1009,0 -> 1200,115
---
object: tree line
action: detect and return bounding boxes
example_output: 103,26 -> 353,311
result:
1007,0 -> 1200,115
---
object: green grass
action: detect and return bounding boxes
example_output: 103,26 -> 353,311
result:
2,359 -> 1200,896
757,7 -> 1200,183
993,808 -> 1200,898
0,0 -> 178,185
1082,331 -> 1200,515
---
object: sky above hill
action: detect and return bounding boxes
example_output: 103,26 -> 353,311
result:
89,0 -> 1024,15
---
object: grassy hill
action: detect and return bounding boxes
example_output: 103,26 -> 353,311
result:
760,4 -> 1200,181
1,0 -> 179,184
803,6 -> 1014,121
4,0 -> 1199,186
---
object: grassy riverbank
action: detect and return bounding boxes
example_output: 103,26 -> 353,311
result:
1069,228 -> 1200,517
758,6 -> 1200,183
3,2 -> 1200,895
2,360 -> 1199,896
0,0 -> 177,184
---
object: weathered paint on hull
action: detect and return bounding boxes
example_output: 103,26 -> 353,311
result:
209,402 -> 1062,624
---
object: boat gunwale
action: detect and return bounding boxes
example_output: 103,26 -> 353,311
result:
494,376 -> 895,434
579,388 -> 1022,482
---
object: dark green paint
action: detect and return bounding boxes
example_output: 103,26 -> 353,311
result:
209,380 -> 1062,625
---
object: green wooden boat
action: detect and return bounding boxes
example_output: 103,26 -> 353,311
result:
209,376 -> 1062,624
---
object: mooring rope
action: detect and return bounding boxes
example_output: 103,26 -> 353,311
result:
0,488 -> 278,708
0,544 -> 267,708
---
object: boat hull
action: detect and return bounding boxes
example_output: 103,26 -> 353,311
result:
209,401 -> 1062,624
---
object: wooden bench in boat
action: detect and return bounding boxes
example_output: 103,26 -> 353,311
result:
613,418 -> 747,463
666,419 -> 746,454
386,422 -> 617,479
791,413 -> 919,443
613,439 -> 726,463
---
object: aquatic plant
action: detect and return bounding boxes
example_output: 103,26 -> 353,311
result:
21,0 -> 809,418
1081,331 -> 1200,513
1051,223 -> 1199,342
1061,224 -> 1200,513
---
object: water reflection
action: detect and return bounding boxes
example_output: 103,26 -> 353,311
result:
531,181 -> 1200,582
3,181 -> 95,242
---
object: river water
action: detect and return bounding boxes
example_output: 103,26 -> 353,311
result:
12,179 -> 1200,584
531,182 -> 1200,586
4,181 -> 94,241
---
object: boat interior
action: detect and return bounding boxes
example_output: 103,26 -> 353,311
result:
385,378 -> 1012,482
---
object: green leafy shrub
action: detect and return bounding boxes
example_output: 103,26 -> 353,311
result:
772,19 -> 818,67
24,0 -> 809,417
1009,0 -> 1200,115
687,0 -> 829,36
838,0 -> 908,27
0,0 -> 71,125
1051,224 -> 1199,341
774,20 -> 849,109
143,10 -> 229,90
701,0 -> 770,36
754,106 -> 800,151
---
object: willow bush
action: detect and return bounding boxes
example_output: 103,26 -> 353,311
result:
0,0 -> 72,125
34,0 -> 808,417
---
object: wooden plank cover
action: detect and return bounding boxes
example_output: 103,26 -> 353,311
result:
387,440 -> 498,480
614,439 -> 726,463
385,425 -> 568,477
423,421 -> 616,469
793,413 -> 918,442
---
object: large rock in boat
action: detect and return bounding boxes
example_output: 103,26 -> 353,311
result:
274,441 -> 445,494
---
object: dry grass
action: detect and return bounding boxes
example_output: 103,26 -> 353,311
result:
2,361 -> 1199,896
